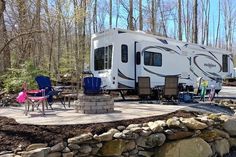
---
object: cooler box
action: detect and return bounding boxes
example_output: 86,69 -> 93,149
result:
179,92 -> 194,103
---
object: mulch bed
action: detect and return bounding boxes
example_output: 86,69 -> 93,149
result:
0,110 -> 198,151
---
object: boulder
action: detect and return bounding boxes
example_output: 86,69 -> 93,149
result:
166,117 -> 183,128
124,140 -> 136,152
130,127 -> 143,133
94,131 -> 114,141
223,117 -> 236,136
21,147 -> 50,157
214,139 -> 230,157
126,124 -> 142,129
62,147 -> 71,153
50,142 -> 66,152
98,139 -> 126,156
26,144 -> 48,151
229,138 -> 236,147
78,145 -> 92,154
48,152 -> 61,157
68,144 -> 80,150
117,126 -> 126,131
180,118 -> 208,130
199,129 -> 230,142
138,151 -> 154,157
68,133 -> 93,144
113,132 -> 123,138
154,137 -> 212,157
0,154 -> 14,157
136,133 -> 166,148
140,130 -> 152,137
146,133 -> 166,147
62,152 -> 74,157
167,131 -> 194,140
96,143 -> 103,148
148,120 -> 166,133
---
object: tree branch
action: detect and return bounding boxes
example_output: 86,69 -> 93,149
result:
0,30 -> 45,55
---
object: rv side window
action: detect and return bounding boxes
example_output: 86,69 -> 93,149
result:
121,44 -> 128,63
94,45 -> 113,71
144,51 -> 162,67
136,52 -> 140,65
222,54 -> 228,72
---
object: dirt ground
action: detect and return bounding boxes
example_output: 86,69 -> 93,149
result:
0,110 -> 197,152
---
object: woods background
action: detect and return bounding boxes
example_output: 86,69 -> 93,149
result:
0,0 -> 235,90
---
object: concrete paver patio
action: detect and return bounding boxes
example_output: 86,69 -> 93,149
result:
0,101 -> 191,125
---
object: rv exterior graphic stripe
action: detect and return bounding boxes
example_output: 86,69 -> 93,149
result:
118,69 -> 134,80
208,51 -> 218,60
142,46 -> 180,55
193,54 -> 222,72
190,68 -> 199,77
193,54 -> 223,81
156,38 -> 168,44
143,67 -> 180,77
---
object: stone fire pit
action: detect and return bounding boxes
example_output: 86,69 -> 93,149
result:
74,94 -> 114,114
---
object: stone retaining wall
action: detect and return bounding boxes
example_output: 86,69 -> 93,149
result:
74,94 -> 114,114
2,112 -> 236,157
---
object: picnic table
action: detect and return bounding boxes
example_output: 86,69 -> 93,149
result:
60,86 -> 78,107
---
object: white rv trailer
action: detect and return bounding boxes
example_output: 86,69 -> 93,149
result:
90,28 -> 234,94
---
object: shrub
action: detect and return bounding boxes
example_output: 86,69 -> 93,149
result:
1,61 -> 48,93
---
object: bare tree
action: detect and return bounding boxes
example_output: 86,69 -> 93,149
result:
110,0 -> 112,29
178,0 -> 182,40
0,0 -> 10,72
34,0 -> 42,66
115,0 -> 120,27
129,0 -> 134,30
215,0 -> 221,47
55,0 -> 62,80
139,0 -> 143,30
16,0 -> 32,64
185,0 -> 191,42
93,0 -> 97,33
151,0 -> 157,34
192,0 -> 198,43
200,0 -> 210,45
73,0 -> 80,90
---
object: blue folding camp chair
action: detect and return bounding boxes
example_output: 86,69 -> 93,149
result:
83,77 -> 101,95
35,75 -> 65,109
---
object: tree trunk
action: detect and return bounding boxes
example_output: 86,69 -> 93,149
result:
206,0 -> 210,45
139,0 -> 143,30
215,0 -> 220,47
16,0 -> 31,64
178,0 -> 182,41
151,0 -> 157,34
73,0 -> 80,91
93,0 -> 97,33
110,0 -> 112,29
82,0 -> 86,72
0,0 -> 10,72
34,0 -> 42,66
129,0 -> 134,30
186,0 -> 190,42
56,0 -> 62,81
44,0 -> 54,75
116,0 -> 120,27
193,0 -> 198,43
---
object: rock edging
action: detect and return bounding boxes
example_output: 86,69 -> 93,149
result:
2,113 -> 236,157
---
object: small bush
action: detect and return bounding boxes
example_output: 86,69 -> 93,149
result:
1,61 -> 48,93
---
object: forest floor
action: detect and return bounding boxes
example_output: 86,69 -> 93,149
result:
0,110 -> 197,152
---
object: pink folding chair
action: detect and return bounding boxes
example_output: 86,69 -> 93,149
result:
16,83 -> 48,115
